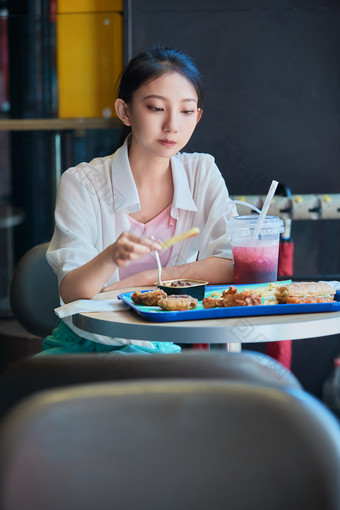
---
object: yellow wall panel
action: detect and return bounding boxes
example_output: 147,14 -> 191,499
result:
57,11 -> 123,118
57,0 -> 123,14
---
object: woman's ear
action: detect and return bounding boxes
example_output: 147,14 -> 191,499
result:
196,108 -> 203,123
115,98 -> 131,126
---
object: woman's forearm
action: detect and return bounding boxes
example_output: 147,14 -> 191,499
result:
105,257 -> 234,291
60,233 -> 162,303
161,257 -> 234,284
60,246 -> 116,303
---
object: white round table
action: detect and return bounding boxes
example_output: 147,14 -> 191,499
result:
73,287 -> 340,351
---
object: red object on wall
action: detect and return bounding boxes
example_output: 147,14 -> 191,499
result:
278,241 -> 294,277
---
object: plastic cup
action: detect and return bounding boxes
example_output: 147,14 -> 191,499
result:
230,215 -> 284,284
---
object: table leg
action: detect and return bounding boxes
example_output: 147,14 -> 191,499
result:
227,342 -> 242,352
210,343 -> 242,352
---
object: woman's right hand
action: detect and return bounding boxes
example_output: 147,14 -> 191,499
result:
60,232 -> 162,303
110,231 -> 162,267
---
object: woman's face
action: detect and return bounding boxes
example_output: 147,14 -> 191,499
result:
116,72 -> 202,160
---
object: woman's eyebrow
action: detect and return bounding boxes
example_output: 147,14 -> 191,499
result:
142,94 -> 165,101
142,94 -> 197,103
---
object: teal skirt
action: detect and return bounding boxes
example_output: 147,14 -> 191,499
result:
38,319 -> 181,356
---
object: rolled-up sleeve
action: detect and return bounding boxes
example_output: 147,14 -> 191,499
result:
46,168 -> 100,286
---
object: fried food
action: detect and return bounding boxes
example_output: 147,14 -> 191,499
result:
210,291 -> 222,298
131,289 -> 167,306
221,286 -> 262,307
255,282 -> 282,304
158,294 -> 199,311
275,282 -> 336,304
202,286 -> 261,308
202,296 -> 224,308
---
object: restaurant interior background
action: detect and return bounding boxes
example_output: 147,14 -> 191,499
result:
0,0 -> 339,396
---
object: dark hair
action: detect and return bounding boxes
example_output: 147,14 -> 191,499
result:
116,45 -> 203,145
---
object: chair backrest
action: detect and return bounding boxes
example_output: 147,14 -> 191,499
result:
0,350 -> 302,420
0,380 -> 339,510
10,242 -> 59,337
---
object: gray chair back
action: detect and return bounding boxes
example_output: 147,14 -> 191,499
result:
10,243 -> 59,337
0,350 -> 302,420
0,380 -> 339,510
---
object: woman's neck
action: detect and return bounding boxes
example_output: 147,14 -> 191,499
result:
127,142 -> 174,223
128,139 -> 171,184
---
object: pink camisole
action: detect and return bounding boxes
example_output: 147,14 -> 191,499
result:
118,204 -> 176,280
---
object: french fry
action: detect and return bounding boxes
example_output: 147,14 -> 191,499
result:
160,227 -> 200,250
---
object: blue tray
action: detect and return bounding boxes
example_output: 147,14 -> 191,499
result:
117,284 -> 340,323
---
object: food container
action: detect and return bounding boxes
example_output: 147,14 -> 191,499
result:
156,279 -> 208,300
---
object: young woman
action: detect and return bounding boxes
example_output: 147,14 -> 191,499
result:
42,45 -> 237,355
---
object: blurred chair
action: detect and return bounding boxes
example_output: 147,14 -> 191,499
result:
0,380 -> 339,510
0,350 -> 301,420
9,242 -> 59,337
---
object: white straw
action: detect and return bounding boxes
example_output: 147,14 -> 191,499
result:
151,235 -> 162,284
232,200 -> 261,214
251,180 -> 279,241
154,249 -> 162,285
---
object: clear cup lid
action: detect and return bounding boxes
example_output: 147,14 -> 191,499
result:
230,215 -> 284,235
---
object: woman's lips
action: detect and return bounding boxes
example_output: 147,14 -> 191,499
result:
159,139 -> 176,147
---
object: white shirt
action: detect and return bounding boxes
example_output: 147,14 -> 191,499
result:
47,137 -> 237,346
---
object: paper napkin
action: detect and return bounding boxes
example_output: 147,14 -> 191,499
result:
55,298 -> 128,319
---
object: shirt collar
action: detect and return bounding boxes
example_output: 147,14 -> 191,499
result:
111,137 -> 140,213
171,153 -> 198,214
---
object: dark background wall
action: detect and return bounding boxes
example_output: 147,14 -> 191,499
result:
126,0 -> 339,193
125,0 -> 340,397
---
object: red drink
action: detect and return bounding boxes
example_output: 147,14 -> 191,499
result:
232,243 -> 279,284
